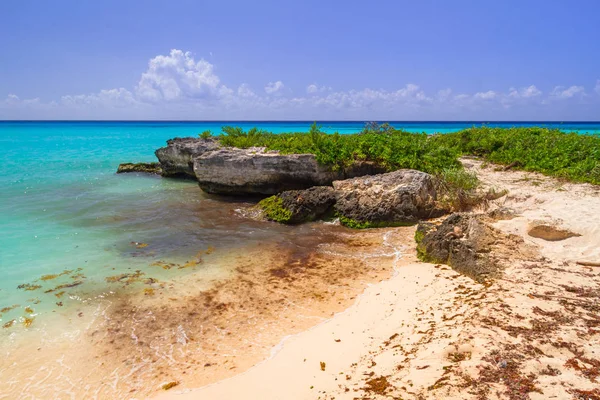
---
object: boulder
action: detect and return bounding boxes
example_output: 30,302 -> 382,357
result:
193,147 -> 384,195
333,169 -> 437,227
155,137 -> 221,178
116,162 -> 162,175
259,186 -> 337,224
415,213 -> 500,282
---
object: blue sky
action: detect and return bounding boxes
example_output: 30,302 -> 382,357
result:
1,0 -> 599,120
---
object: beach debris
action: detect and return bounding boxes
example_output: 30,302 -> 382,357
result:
17,283 -> 42,291
105,270 -> 144,285
38,269 -> 73,281
3,319 -> 16,328
363,375 -> 393,395
22,317 -> 34,328
161,381 -> 179,390
576,260 -> 600,267
44,280 -> 83,294
320,361 -> 326,371
0,304 -> 20,314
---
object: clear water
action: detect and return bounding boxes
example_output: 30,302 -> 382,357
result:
1,120 -> 599,320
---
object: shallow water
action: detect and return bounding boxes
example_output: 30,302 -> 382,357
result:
0,120 -> 598,398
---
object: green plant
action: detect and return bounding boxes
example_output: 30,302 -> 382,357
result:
433,127 -> 600,185
258,196 -> 292,223
199,130 -> 212,139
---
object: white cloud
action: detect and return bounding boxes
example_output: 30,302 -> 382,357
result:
474,90 -> 497,100
135,49 -> 226,102
509,85 -> 542,98
265,81 -> 285,94
2,49 -> 599,120
61,88 -> 136,107
306,84 -> 332,94
550,85 -> 585,99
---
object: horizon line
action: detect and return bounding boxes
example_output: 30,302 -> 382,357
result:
2,120 -> 600,123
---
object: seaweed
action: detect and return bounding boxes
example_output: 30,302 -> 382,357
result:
3,319 -> 15,328
17,283 -> 42,291
22,316 -> 34,328
161,381 -> 179,390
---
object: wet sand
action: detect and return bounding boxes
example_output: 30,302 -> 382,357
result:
160,160 -> 600,400
0,222 -> 407,399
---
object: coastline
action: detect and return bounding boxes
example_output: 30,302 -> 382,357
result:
158,159 -> 600,399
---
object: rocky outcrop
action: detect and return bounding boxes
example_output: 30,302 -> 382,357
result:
117,162 -> 162,174
193,147 -> 385,195
333,170 -> 437,227
415,213 -> 505,282
259,186 -> 337,224
155,137 -> 221,178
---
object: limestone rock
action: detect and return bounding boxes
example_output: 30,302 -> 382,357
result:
193,147 -> 384,195
155,137 -> 221,178
116,162 -> 162,174
333,169 -> 437,226
272,186 -> 337,224
415,213 -> 501,282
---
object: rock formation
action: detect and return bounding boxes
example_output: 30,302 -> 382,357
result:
333,170 -> 437,227
116,162 -> 162,174
155,137 -> 220,178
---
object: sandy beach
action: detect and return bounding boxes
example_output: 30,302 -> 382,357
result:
159,160 -> 600,400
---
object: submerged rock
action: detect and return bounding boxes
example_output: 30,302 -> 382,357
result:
415,213 -> 501,282
116,162 -> 162,174
333,169 -> 437,228
259,186 -> 337,224
193,147 -> 384,195
155,137 -> 221,178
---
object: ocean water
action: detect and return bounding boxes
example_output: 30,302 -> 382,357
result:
1,120 -> 600,311
1,120 -> 599,397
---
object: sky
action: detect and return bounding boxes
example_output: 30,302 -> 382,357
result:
1,0 -> 599,120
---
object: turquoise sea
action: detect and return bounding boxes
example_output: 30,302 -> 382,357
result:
2,120 -> 600,300
1,120 -> 600,308
1,120 -> 599,397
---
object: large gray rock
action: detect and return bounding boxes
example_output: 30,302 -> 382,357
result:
265,186 -> 337,224
193,147 -> 384,195
155,137 -> 221,178
333,169 -> 437,226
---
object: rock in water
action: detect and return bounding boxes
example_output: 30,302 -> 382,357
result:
259,186 -> 337,224
193,148 -> 382,195
116,162 -> 162,174
333,169 -> 437,227
155,137 -> 221,178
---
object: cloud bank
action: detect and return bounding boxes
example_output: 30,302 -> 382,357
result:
2,49 -> 599,120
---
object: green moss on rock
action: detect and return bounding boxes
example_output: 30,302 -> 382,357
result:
258,196 -> 293,223
338,215 -> 414,229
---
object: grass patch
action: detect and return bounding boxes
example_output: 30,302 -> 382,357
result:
212,124 -> 599,185
258,196 -> 293,223
215,123 -> 461,174
433,126 -> 600,185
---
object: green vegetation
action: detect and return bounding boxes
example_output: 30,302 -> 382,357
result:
258,196 -> 293,223
211,123 -> 600,189
217,123 -> 461,173
338,215 -> 413,229
434,126 -> 600,185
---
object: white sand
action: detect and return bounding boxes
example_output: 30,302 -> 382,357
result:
159,160 -> 600,400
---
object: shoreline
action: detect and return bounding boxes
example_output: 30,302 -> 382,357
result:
157,159 -> 600,399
